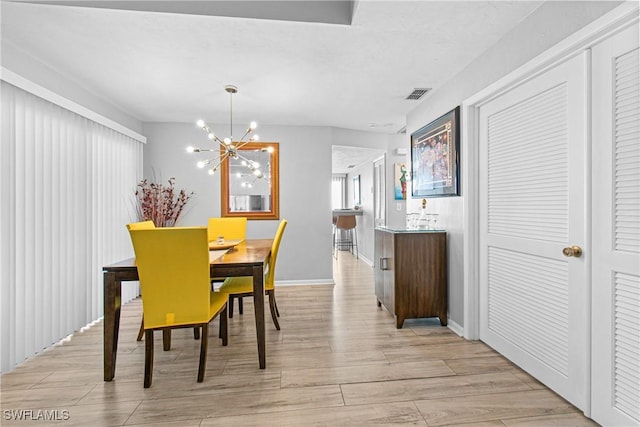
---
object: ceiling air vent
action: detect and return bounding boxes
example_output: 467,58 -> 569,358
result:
347,164 -> 356,169
406,88 -> 431,100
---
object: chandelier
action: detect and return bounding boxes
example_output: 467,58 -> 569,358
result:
186,85 -> 263,178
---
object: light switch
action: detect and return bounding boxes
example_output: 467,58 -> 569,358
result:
396,203 -> 402,211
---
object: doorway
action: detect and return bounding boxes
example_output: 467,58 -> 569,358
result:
331,145 -> 386,267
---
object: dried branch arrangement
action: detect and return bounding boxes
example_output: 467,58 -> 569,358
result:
135,177 -> 194,227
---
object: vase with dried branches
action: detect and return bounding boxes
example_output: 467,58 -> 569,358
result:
135,177 -> 194,227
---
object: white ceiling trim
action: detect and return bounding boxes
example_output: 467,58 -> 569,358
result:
1,67 -> 147,143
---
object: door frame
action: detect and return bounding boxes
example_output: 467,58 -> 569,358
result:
373,155 -> 386,228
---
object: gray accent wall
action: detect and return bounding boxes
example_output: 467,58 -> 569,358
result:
141,122 -> 397,284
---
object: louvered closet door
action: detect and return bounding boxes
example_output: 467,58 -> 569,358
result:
478,52 -> 588,410
591,23 -> 639,427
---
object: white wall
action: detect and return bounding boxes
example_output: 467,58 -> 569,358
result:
331,127 -> 389,150
386,134 -> 410,229
142,122 -> 334,284
405,1 -> 621,328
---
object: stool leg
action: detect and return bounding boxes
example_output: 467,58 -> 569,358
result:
354,227 -> 358,259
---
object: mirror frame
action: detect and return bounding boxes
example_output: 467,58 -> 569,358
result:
220,142 -> 280,220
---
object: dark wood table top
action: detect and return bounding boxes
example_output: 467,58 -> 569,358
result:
103,238 -> 273,271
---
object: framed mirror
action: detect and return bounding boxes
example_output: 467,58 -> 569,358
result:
221,142 -> 279,220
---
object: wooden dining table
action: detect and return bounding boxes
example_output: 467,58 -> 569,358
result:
102,238 -> 273,381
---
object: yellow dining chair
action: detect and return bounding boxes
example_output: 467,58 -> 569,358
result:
219,219 -> 287,330
127,220 -> 156,230
208,217 -> 247,316
128,226 -> 228,388
126,221 -> 156,341
207,217 -> 247,242
128,220 -> 204,342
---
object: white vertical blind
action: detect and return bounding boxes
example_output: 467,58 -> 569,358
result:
0,81 -> 143,373
332,174 -> 347,209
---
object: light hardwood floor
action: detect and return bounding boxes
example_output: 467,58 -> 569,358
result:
1,252 -> 599,426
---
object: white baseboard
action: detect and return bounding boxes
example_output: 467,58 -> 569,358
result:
358,254 -> 374,267
447,318 -> 464,337
276,279 -> 335,287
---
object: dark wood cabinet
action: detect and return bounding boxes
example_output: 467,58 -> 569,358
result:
374,228 -> 447,328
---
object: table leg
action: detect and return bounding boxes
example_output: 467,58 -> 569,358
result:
103,272 -> 121,381
252,265 -> 266,369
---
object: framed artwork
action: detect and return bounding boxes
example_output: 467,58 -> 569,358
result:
394,163 -> 408,200
411,106 -> 460,197
353,175 -> 361,206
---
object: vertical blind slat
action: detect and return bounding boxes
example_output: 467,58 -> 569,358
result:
0,81 -> 143,372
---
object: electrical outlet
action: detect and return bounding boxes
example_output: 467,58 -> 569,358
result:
396,203 -> 402,212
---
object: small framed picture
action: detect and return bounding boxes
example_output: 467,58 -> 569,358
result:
394,163 -> 408,200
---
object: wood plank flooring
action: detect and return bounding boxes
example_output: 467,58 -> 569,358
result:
0,252 -> 599,426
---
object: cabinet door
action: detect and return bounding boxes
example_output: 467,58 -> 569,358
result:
394,233 -> 447,327
591,23 -> 639,427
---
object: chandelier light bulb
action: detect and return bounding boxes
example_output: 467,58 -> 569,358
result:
252,161 -> 260,169
223,137 -> 232,145
186,146 -> 195,153
251,134 -> 260,141
266,146 -> 274,153
196,120 -> 205,129
236,172 -> 242,178
197,160 -> 208,168
208,168 -> 215,175
207,133 -> 215,140
249,121 -> 257,130
254,170 -> 263,177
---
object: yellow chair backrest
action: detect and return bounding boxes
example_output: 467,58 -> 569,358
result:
127,220 -> 156,230
207,217 -> 247,242
128,227 -> 212,329
265,219 -> 287,287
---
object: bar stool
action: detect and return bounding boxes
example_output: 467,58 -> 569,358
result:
333,215 -> 358,259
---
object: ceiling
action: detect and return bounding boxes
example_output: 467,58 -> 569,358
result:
1,0 -> 544,136
332,144 -> 385,174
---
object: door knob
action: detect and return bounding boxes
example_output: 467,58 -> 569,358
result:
562,245 -> 583,258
